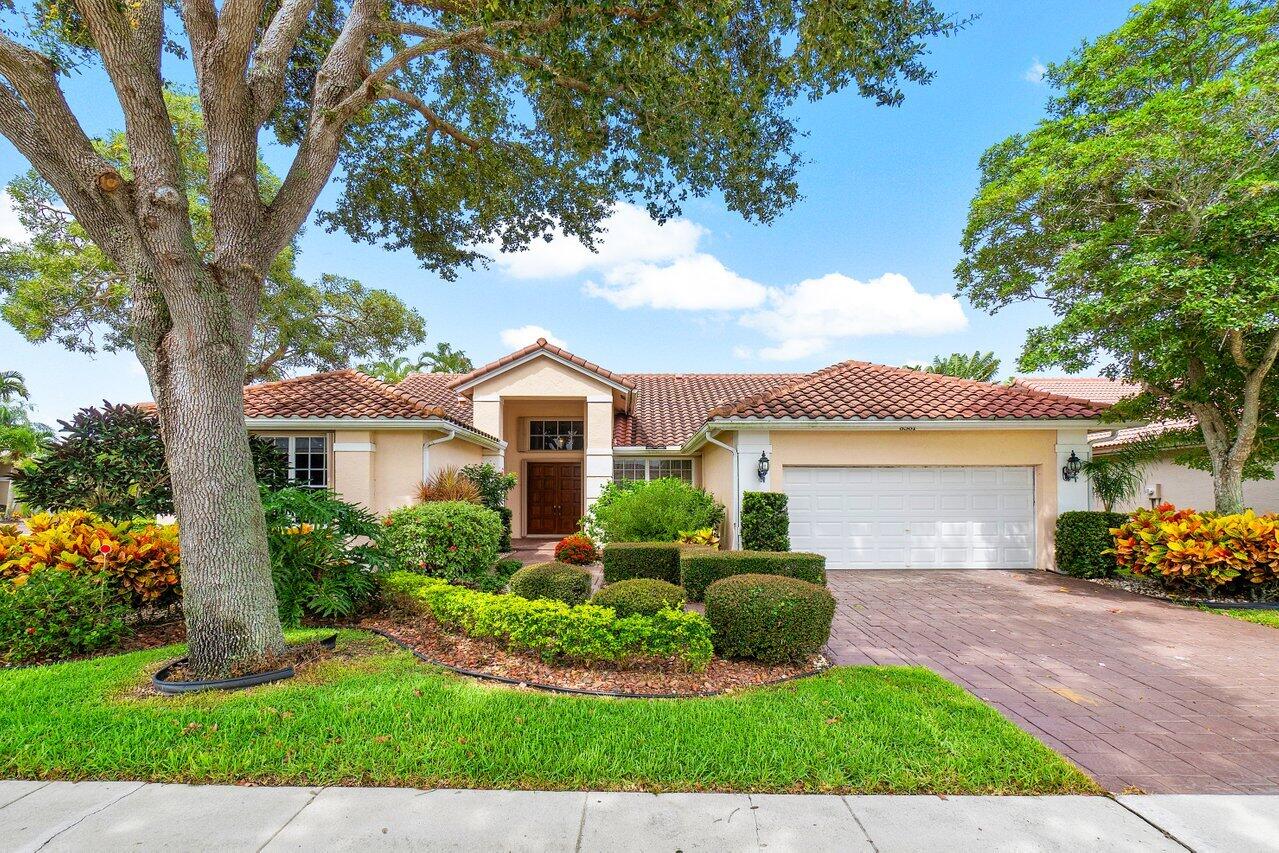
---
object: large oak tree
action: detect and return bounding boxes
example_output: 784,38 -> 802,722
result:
957,0 -> 1279,513
0,0 -> 956,674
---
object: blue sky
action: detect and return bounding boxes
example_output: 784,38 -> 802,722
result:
1,0 -> 1137,424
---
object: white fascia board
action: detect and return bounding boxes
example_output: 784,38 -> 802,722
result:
245,417 -> 504,451
450,349 -> 635,398
679,417 -> 1139,453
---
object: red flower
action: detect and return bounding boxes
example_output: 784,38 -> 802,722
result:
99,544 -> 112,555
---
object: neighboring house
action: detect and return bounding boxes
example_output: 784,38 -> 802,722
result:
241,338 -> 1110,571
1012,377 -> 1279,512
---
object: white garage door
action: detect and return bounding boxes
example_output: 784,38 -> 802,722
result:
784,466 -> 1035,569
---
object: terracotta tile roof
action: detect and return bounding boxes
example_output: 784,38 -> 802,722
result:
242,370 -> 495,439
447,338 -> 637,391
396,372 -> 473,423
708,361 -> 1107,422
1012,376 -> 1142,405
613,373 -> 803,447
1092,419 -> 1198,451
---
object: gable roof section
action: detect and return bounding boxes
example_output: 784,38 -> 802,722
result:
243,370 -> 495,440
447,338 -> 637,393
397,372 -> 473,423
1012,376 -> 1142,405
708,361 -> 1107,422
614,373 -> 803,447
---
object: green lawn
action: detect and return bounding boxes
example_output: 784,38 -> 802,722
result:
1203,607 -> 1279,629
0,630 -> 1095,794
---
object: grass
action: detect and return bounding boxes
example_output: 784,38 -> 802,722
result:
0,630 -> 1096,794
1200,606 -> 1279,629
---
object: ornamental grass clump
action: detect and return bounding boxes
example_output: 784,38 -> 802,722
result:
1110,504 -> 1279,598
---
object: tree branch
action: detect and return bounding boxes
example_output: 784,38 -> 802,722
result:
1227,328 -> 1253,371
380,86 -> 480,149
248,0 -> 317,126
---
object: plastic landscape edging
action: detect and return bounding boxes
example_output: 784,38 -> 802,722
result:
356,625 -> 830,700
151,633 -> 338,694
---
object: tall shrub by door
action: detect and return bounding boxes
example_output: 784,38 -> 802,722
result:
741,492 -> 790,551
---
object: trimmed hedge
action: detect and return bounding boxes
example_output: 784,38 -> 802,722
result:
680,550 -> 826,601
592,578 -> 686,618
741,492 -> 790,551
602,542 -> 681,584
704,574 -> 835,663
381,572 -> 713,669
381,501 -> 503,582
1056,511 -> 1126,579
509,561 -> 592,605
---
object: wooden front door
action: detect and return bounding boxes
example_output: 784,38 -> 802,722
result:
526,462 -> 583,535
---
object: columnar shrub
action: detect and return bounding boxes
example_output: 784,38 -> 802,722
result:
381,501 -> 503,583
554,534 -> 598,565
381,572 -> 713,669
1111,504 -> 1279,597
509,561 -> 592,605
602,542 -> 682,584
459,463 -> 517,550
592,578 -> 686,618
0,511 -> 181,603
680,550 -> 826,601
1055,511 -> 1127,579
741,492 -> 790,551
704,574 -> 835,663
0,568 -> 129,663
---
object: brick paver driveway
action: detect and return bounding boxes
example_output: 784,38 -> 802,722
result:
826,570 -> 1279,794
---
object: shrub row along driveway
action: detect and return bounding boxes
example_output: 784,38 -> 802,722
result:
825,570 -> 1279,794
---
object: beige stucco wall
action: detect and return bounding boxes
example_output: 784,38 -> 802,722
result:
471,356 -> 617,400
698,438 -> 736,540
1101,451 -> 1279,513
766,429 -> 1060,570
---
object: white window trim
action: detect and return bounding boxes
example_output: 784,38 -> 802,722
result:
261,433 -> 332,489
526,418 -> 586,452
611,456 -> 697,484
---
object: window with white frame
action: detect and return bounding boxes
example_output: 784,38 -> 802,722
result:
612,458 -> 694,483
265,435 -> 329,488
528,419 -> 583,451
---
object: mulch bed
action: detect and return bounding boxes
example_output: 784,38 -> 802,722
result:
359,611 -> 827,697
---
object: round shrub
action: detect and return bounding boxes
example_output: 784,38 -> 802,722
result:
704,574 -> 835,664
0,568 -> 129,664
591,578 -> 686,618
554,534 -> 598,566
381,501 -> 503,583
509,561 -> 592,605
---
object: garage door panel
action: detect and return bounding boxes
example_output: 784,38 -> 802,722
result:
784,465 -> 1035,570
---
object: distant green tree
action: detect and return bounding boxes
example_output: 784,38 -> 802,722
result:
913,351 -> 1001,382
0,371 -> 28,403
360,342 -> 474,383
956,0 -> 1279,513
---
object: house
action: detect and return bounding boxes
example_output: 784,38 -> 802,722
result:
242,338 -> 1113,571
0,462 -> 12,517
1012,377 -> 1279,512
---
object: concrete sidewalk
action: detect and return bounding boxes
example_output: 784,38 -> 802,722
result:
2,781 -> 1277,852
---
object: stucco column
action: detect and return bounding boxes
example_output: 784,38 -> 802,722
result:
1056,428 -> 1092,513
734,430 -> 772,547
585,395 -> 614,505
332,430 -> 375,510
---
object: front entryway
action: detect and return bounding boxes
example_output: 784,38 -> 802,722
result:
526,461 -> 582,535
784,465 -> 1035,569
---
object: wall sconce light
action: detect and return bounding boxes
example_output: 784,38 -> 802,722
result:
1061,450 -> 1083,482
757,451 -> 770,482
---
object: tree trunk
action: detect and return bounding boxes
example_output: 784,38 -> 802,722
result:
1211,458 -> 1246,515
144,267 -> 285,677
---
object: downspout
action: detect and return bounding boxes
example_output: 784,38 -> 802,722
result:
703,430 -> 739,549
423,429 -> 458,480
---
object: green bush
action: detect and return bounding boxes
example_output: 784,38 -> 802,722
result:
681,550 -> 826,601
704,574 -> 835,664
593,478 -> 724,543
381,572 -> 713,669
0,569 -> 128,664
1056,511 -> 1127,579
592,578 -> 686,618
741,492 -> 790,551
459,463 -> 517,551
602,542 -> 682,584
509,561 -> 592,605
261,487 -> 385,627
474,558 -> 523,594
381,501 -> 503,583
496,507 -> 513,552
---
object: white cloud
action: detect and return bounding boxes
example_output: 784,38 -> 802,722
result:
584,254 -> 767,311
740,273 -> 967,361
489,203 -> 705,280
1023,58 -> 1047,84
0,191 -> 28,242
499,325 -> 566,350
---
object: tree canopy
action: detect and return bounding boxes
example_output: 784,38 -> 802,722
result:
913,351 -> 1000,382
956,0 -> 1279,512
0,91 -> 428,383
